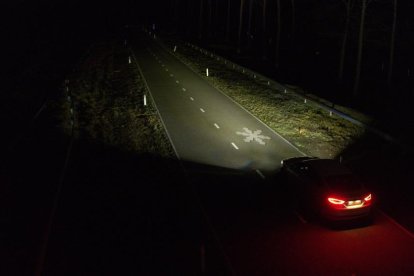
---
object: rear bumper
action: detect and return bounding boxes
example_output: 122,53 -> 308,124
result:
322,205 -> 373,221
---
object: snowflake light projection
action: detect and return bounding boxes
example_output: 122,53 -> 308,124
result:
236,128 -> 271,145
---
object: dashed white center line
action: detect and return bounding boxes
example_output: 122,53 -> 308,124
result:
190,97 -> 194,101
182,88 -> 186,92
200,108 -> 205,113
231,142 -> 239,150
255,169 -> 266,179
214,123 -> 220,129
165,68 -> 169,71
176,80 -> 179,84
161,64 -> 165,67
170,74 -> 174,77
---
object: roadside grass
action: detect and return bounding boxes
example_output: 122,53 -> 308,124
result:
58,41 -> 174,158
163,39 -> 365,158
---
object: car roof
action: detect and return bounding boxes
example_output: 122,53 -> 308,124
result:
301,158 -> 352,177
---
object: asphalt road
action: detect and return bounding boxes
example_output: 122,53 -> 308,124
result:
132,35 -> 303,175
131,33 -> 414,275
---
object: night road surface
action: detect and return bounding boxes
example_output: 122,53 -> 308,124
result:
131,34 -> 303,175
130,32 -> 414,275
193,173 -> 414,275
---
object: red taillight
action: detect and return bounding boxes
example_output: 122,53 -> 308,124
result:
363,193 -> 372,206
327,197 -> 345,205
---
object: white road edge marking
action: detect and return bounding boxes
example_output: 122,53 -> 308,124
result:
131,49 -> 180,159
378,209 -> 414,240
200,108 -> 205,113
293,211 -> 307,224
170,50 -> 306,157
255,169 -> 265,179
231,142 -> 239,150
190,97 -> 194,101
214,123 -> 220,129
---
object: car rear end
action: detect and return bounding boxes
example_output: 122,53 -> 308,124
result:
321,174 -> 373,221
322,192 -> 373,221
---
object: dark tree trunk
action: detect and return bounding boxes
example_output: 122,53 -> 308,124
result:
388,0 -> 397,86
262,0 -> 268,59
226,0 -> 231,41
353,0 -> 367,97
237,0 -> 246,53
338,0 -> 352,83
207,0 -> 212,38
290,0 -> 295,44
275,0 -> 281,68
247,0 -> 254,49
199,0 -> 204,40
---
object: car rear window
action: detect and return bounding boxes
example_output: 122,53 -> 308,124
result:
324,174 -> 363,191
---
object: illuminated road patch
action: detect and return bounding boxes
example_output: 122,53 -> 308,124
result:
236,128 -> 271,145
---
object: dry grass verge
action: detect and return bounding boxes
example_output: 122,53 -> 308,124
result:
58,41 -> 174,157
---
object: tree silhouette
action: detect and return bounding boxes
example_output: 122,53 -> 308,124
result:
262,0 -> 268,59
238,0 -> 246,53
198,0 -> 204,40
388,0 -> 397,86
353,0 -> 368,97
338,0 -> 353,83
275,0 -> 281,68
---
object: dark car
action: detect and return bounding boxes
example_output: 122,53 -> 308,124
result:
281,157 -> 373,221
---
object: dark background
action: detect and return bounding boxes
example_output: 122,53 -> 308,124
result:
2,1 -> 414,275
4,0 -> 414,138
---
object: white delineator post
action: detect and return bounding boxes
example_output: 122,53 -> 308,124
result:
128,56 -> 131,64
144,95 -> 147,106
206,68 -> 209,77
